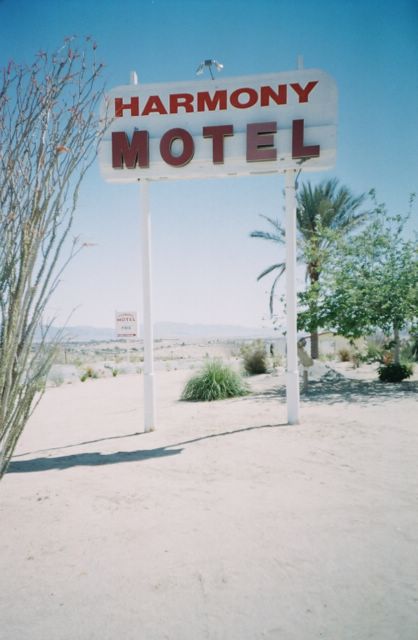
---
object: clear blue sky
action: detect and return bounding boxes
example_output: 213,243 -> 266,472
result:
1,0 -> 417,329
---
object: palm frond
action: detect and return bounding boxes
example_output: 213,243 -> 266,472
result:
251,179 -> 370,318
268,265 -> 286,316
256,262 -> 285,281
250,214 -> 285,244
297,179 -> 369,242
250,230 -> 283,243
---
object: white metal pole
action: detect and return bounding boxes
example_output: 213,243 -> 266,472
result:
140,179 -> 156,432
284,169 -> 300,424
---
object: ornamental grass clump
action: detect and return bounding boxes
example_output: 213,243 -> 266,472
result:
181,360 -> 249,402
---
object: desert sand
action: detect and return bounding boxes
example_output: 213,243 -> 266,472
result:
1,349 -> 417,640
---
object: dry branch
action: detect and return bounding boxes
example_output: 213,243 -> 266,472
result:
0,37 -> 108,478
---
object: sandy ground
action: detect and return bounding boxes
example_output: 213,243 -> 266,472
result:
1,362 -> 418,640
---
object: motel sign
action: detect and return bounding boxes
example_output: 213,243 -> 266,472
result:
99,67 -> 337,430
99,69 -> 337,181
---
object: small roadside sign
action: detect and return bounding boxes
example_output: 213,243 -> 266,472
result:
115,311 -> 138,338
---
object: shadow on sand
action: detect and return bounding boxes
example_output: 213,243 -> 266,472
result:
7,447 -> 183,473
8,423 -> 287,474
9,374 -> 416,474
256,372 -> 418,406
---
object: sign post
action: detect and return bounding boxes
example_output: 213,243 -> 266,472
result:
140,179 -> 156,432
284,169 -> 300,424
99,67 -> 337,430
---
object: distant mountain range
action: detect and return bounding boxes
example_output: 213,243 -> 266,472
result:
153,322 -> 278,339
37,322 -> 279,342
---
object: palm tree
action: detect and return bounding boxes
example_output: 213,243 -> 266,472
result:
251,178 -> 369,359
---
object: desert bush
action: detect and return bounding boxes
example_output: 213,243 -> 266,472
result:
350,350 -> 361,368
377,362 -> 413,383
381,351 -> 394,365
181,360 -> 249,401
338,348 -> 351,362
411,333 -> 418,361
80,367 -> 98,382
400,336 -> 418,363
271,353 -> 283,367
364,342 -> 384,363
364,340 -> 401,365
240,340 -> 269,375
49,372 -> 64,387
129,355 -> 144,363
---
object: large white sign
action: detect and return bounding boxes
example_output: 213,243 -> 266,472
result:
115,311 -> 138,338
99,68 -> 337,182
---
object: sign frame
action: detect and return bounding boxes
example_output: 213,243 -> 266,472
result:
100,67 -> 338,430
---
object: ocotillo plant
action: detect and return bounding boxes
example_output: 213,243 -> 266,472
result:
0,38 -> 107,478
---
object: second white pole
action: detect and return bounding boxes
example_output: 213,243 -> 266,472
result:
140,179 -> 156,432
284,169 -> 300,425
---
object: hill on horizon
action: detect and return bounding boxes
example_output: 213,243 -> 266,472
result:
37,322 -> 280,342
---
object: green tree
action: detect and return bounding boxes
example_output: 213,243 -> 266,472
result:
0,38 -> 106,479
251,178 -> 369,358
299,198 -> 418,364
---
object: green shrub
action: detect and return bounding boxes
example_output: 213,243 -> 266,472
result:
364,342 -> 383,363
181,360 -> 249,401
410,333 -> 418,361
400,338 -> 418,364
240,340 -> 268,375
378,362 -> 414,383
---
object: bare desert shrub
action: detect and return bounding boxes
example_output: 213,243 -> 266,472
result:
0,39 -> 107,478
240,340 -> 269,375
338,348 -> 351,362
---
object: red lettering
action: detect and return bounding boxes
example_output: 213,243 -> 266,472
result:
114,97 -> 139,117
142,95 -> 168,116
246,122 -> 277,162
290,81 -> 318,103
170,93 -> 194,114
160,128 -> 194,166
112,131 -> 149,168
230,87 -> 258,109
203,125 -> 234,164
260,84 -> 287,107
292,119 -> 320,159
197,90 -> 227,112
